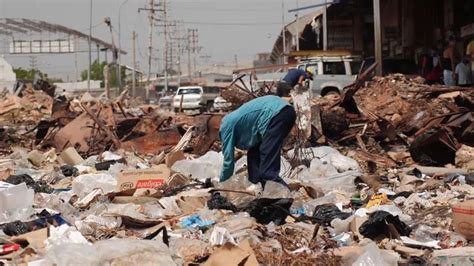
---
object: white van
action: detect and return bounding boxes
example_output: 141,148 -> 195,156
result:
172,86 -> 220,113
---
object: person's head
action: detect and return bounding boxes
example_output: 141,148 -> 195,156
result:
462,57 -> 470,64
305,69 -> 314,80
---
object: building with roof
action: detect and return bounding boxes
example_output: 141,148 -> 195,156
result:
271,0 -> 474,76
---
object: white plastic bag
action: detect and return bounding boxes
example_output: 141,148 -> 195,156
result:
0,182 -> 34,223
72,173 -> 117,198
45,224 -> 90,249
46,239 -> 175,266
352,242 -> 399,266
172,151 -> 223,181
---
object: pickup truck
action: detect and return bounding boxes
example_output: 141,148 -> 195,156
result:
297,55 -> 363,96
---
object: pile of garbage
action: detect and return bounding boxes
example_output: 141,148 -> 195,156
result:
0,76 -> 473,265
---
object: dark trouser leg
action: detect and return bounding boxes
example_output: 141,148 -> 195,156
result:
259,106 -> 296,187
247,144 -> 261,184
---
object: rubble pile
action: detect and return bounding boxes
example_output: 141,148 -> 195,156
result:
0,76 -> 473,265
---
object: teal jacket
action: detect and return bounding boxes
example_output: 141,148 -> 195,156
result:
219,95 -> 290,181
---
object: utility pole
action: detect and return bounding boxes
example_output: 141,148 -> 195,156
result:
104,17 -> 116,99
171,24 -> 187,86
187,28 -> 198,78
132,31 -> 137,97
118,0 -> 130,93
145,0 -> 155,101
163,0 -> 169,93
187,29 -> 193,81
88,0 -> 93,92
234,54 -> 238,69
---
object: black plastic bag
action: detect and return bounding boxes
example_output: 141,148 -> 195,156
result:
2,221 -> 29,236
359,211 -> 411,239
241,198 -> 293,225
312,204 -> 352,225
206,191 -> 293,225
5,174 -> 53,193
207,192 -> 238,212
60,165 -> 78,177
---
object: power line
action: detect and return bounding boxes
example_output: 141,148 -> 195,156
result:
180,21 -> 281,26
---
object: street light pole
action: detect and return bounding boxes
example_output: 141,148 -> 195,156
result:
118,0 -> 130,93
88,0 -> 93,92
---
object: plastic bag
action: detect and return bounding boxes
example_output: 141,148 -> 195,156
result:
46,239 -> 175,266
303,191 -> 350,216
297,159 -> 359,194
172,151 -> 223,181
414,224 -> 437,242
207,192 -> 238,212
234,156 -> 292,179
45,224 -> 90,249
352,242 -> 399,266
215,172 -> 260,208
241,198 -> 293,225
209,226 -> 237,246
288,146 -> 361,172
312,204 -> 352,225
72,173 -> 117,198
0,182 -> 34,224
60,165 -> 78,177
261,181 -> 291,199
359,211 -> 411,240
5,174 -> 53,193
179,214 -> 214,229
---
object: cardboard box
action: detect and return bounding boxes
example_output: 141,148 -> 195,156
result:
452,200 -> 474,240
117,165 -> 170,192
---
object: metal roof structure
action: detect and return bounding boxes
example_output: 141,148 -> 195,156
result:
0,18 -> 126,54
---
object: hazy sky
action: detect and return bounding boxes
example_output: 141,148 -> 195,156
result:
0,0 -> 316,80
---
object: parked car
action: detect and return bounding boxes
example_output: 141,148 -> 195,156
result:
172,86 -> 220,113
297,55 -> 363,96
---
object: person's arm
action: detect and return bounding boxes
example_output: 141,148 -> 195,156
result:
297,75 -> 305,86
219,131 -> 235,182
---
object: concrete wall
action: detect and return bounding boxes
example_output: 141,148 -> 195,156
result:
0,56 -> 16,93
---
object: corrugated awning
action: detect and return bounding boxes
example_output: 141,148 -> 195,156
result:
270,7 -> 328,62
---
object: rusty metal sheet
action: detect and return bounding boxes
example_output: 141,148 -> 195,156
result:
53,112 -> 95,152
53,104 -> 116,153
121,128 -> 181,155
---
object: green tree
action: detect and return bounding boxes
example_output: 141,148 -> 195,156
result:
13,67 -> 62,83
81,60 -> 106,81
81,60 -> 126,87
14,67 -> 45,81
